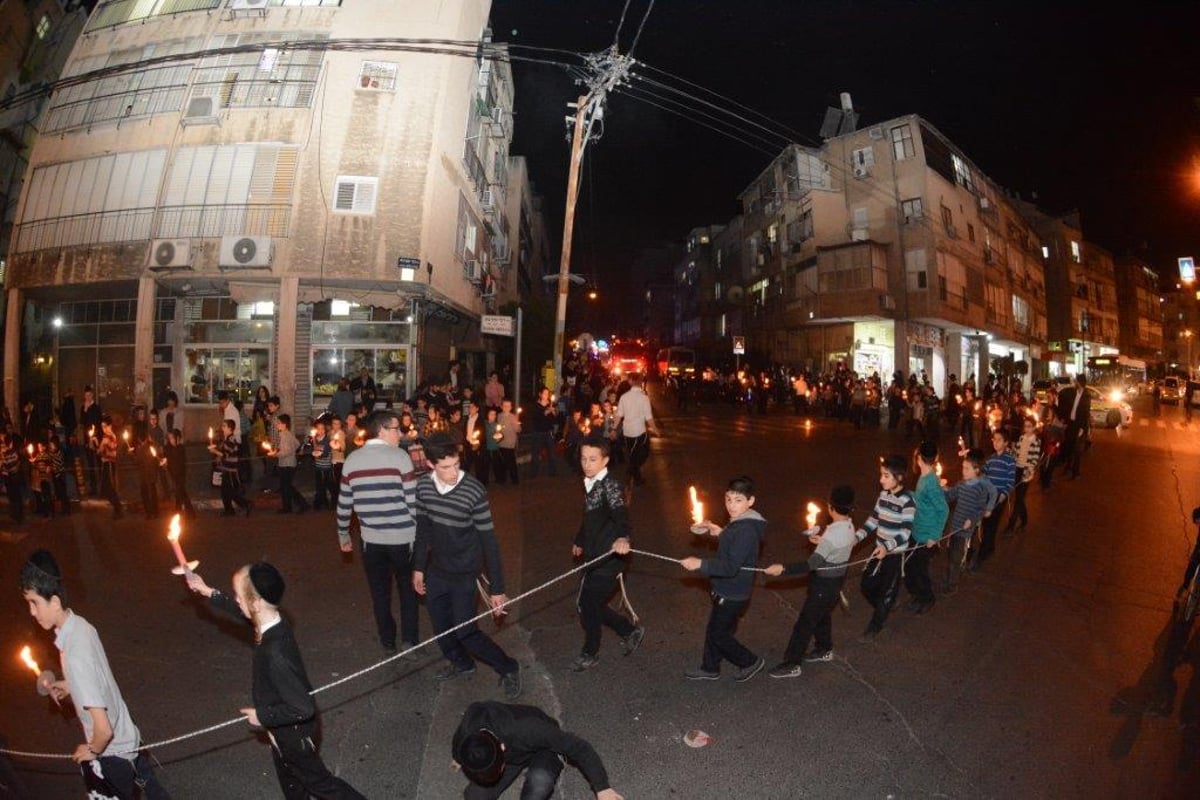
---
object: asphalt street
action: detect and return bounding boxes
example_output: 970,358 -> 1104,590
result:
2,387 -> 1198,799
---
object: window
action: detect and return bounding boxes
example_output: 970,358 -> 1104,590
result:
951,153 -> 976,193
852,146 -> 875,169
714,281 -> 722,301
333,177 -> 378,214
1012,295 -> 1030,331
891,124 -> 915,160
767,223 -> 778,244
906,249 -> 929,291
157,144 -> 297,237
901,197 -> 924,221
87,0 -> 223,33
35,15 -> 50,40
191,32 -> 326,111
1070,240 -> 1081,263
967,223 -> 975,244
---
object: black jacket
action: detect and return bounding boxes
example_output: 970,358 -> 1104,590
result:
208,591 -> 317,730
1057,386 -> 1091,428
574,473 -> 630,577
700,510 -> 766,601
453,702 -> 610,793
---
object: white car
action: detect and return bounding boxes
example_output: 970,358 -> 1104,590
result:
1086,386 -> 1132,428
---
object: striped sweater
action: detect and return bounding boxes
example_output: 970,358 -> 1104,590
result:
859,488 -> 915,552
412,472 -> 505,593
336,439 -> 417,547
944,477 -> 998,539
1012,433 -> 1043,482
982,451 -> 1017,497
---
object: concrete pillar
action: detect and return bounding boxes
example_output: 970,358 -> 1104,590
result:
133,276 -> 157,408
4,288 -> 20,415
277,276 -> 298,412
972,334 -> 989,385
945,332 -> 963,391
893,319 -> 909,379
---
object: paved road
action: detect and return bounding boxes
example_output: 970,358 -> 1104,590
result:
2,389 -> 1198,799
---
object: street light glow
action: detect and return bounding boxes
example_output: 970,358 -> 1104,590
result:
52,317 -> 62,329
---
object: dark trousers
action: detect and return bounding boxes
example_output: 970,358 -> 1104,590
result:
139,469 -> 159,518
270,723 -> 366,800
1062,423 -> 1084,477
425,571 -> 517,676
1006,481 -> 1031,530
4,474 -> 23,523
464,750 -> 564,800
903,546 -> 935,605
362,541 -> 419,648
53,474 -> 70,515
976,496 -> 1006,565
83,447 -> 100,495
701,594 -> 756,672
476,450 -> 493,485
313,467 -> 336,509
945,535 -> 972,589
576,570 -> 635,657
493,448 -> 518,484
279,466 -> 309,512
624,433 -> 649,482
528,432 -> 557,477
95,752 -> 170,799
33,478 -> 52,516
783,577 -> 841,662
173,482 -> 196,517
861,555 -> 902,632
100,462 -> 122,516
219,471 -> 250,513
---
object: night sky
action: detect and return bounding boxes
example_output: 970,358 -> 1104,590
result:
490,0 -> 1200,324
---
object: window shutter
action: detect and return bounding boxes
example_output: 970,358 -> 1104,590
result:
352,181 -> 375,213
334,181 -> 356,211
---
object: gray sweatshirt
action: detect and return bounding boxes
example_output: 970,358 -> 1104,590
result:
782,518 -> 859,581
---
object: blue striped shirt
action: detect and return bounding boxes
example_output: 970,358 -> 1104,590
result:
983,451 -> 1017,496
860,488 -> 915,552
336,439 -> 417,547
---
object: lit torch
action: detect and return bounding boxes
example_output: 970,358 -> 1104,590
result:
167,513 -> 199,576
805,501 -> 821,531
688,485 -> 706,534
19,645 -> 56,700
25,444 -> 33,457
207,426 -> 214,443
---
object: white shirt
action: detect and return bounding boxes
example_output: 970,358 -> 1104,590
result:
257,613 -> 282,637
583,467 -> 609,494
1070,388 -> 1082,422
616,387 -> 654,437
55,612 -> 142,762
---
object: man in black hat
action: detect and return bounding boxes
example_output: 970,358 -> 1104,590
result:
186,563 -> 365,799
453,701 -> 624,800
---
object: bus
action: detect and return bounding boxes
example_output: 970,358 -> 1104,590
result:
1086,354 -> 1146,399
656,346 -> 696,378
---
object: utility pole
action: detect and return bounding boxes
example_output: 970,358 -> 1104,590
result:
551,49 -> 632,386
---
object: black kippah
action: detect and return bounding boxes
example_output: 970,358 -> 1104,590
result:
457,731 -> 503,785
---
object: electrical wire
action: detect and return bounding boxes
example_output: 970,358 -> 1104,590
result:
627,0 -> 656,60
617,88 -> 778,158
612,0 -> 634,50
621,83 -> 789,154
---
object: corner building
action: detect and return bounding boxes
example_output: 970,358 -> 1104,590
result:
6,0 -> 517,428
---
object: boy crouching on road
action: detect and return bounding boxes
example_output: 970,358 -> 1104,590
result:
680,476 -> 766,682
186,563 -> 365,799
764,485 -> 857,678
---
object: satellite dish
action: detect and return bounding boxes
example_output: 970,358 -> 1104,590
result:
232,237 -> 258,264
727,285 -> 745,304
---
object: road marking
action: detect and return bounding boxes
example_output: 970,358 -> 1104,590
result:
1157,420 -> 1167,428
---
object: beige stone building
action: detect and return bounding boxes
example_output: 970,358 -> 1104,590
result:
5,0 -> 522,428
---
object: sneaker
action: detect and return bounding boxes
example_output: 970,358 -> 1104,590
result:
432,663 -> 475,682
500,667 -> 522,700
399,641 -> 419,662
734,656 -> 765,683
858,627 -> 879,644
570,653 -> 600,672
621,627 -> 645,656
768,661 -> 803,679
803,649 -> 834,663
684,667 -> 720,681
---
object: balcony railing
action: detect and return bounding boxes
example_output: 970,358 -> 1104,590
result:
156,204 -> 292,238
86,0 -> 222,32
15,208 -> 155,252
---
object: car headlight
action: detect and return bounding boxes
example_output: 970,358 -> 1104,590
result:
1108,390 -> 1124,403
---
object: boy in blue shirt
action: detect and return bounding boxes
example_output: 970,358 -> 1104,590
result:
680,476 -> 767,682
975,428 -> 1016,568
943,449 -> 998,595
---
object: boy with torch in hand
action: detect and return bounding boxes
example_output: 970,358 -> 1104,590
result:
763,486 -> 858,678
185,562 -> 366,799
19,549 -> 170,798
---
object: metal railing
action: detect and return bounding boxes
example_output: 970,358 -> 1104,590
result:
156,204 -> 292,238
86,0 -> 221,33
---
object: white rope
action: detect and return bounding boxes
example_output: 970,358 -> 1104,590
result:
0,552 -> 614,761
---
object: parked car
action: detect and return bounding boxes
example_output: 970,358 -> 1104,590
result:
1161,376 -> 1183,405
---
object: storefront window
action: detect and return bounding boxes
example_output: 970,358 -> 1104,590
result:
179,297 -> 273,404
312,347 -> 409,405
184,347 -> 270,405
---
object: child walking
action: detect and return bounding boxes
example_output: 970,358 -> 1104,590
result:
680,475 -> 767,682
311,418 -> 335,510
163,428 -> 196,518
857,454 -> 915,643
267,414 -> 310,514
942,448 -> 998,595
765,485 -> 858,678
905,442 -> 948,614
186,563 -> 365,799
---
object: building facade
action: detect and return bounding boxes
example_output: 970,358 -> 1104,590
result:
5,0 -> 520,429
1114,255 -> 1164,368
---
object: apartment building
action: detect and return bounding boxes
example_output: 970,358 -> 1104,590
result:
717,115 -> 1048,391
4,0 -> 520,427
1114,255 -> 1164,366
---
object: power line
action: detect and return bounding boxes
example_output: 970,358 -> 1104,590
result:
612,0 -> 634,50
621,84 -> 788,154
618,88 -> 778,158
627,0 -> 657,60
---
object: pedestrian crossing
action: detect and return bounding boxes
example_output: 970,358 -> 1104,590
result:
1135,417 -> 1197,431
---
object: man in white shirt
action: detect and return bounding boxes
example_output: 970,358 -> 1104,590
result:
614,374 -> 658,486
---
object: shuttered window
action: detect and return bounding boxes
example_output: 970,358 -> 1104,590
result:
333,176 -> 377,214
158,144 -> 298,237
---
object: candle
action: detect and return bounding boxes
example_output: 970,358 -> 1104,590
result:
309,428 -> 317,439
88,426 -> 95,440
149,446 -> 156,458
207,426 -> 214,441
550,394 -> 556,403
25,444 -> 33,456
166,513 -> 198,576
688,485 -> 704,526
261,441 -> 271,451
805,501 -> 820,530
19,645 -> 39,678
935,462 -> 943,477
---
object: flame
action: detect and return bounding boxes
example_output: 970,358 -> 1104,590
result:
149,446 -> 157,458
805,501 -> 820,529
207,426 -> 214,440
261,441 -> 271,451
167,513 -> 181,543
25,444 -> 33,456
309,429 -> 317,438
19,645 -> 39,675
935,462 -> 943,477
122,430 -> 129,440
688,486 -> 704,525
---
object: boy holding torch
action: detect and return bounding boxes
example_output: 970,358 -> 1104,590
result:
19,549 -> 169,798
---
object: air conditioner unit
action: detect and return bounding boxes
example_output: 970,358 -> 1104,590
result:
148,239 -> 191,270
480,190 -> 495,213
868,126 -> 884,140
978,196 -> 992,211
183,96 -> 215,121
851,228 -> 868,241
463,259 -> 480,282
879,294 -> 896,311
852,165 -> 869,178
220,236 -> 272,268
230,0 -> 268,9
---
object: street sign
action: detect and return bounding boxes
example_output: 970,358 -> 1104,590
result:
1180,256 -> 1195,284
481,314 -> 515,337
732,336 -> 745,355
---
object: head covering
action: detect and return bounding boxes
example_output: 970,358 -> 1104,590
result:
249,562 -> 285,605
829,485 -> 855,515
457,730 -> 504,786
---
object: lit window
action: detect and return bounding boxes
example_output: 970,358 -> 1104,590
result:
35,15 -> 50,40
890,124 -> 915,160
252,301 -> 275,317
1070,240 -> 1081,262
331,300 -> 351,316
1042,245 -> 1049,259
